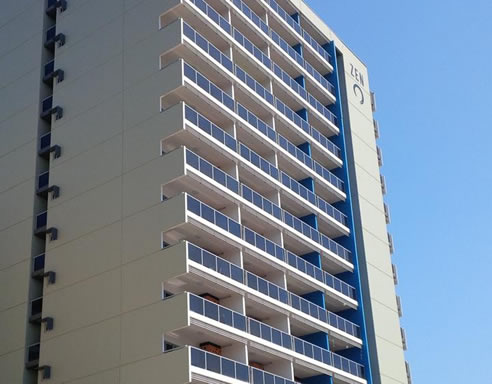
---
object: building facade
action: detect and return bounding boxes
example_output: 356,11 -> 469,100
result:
0,0 -> 410,383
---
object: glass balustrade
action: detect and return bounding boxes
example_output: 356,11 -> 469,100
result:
235,102 -> 342,174
183,144 -> 350,261
239,144 -> 279,180
233,28 -> 272,69
231,0 -> 269,34
185,242 -> 359,338
183,62 -> 234,111
187,195 -> 242,237
189,0 -> 232,34
265,0 -> 333,66
230,27 -> 337,132
183,58 -> 341,178
183,105 -> 347,227
184,105 -> 237,151
188,292 -> 364,378
183,21 -> 233,73
188,0 -> 337,122
190,346 -> 250,382
185,149 -> 239,194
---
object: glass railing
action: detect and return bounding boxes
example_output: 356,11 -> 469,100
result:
265,0 -> 332,66
280,171 -> 348,228
183,21 -> 233,73
241,184 -> 282,221
235,61 -> 340,140
189,0 -> 337,124
234,65 -> 274,105
183,105 -> 346,227
183,62 -> 234,111
188,242 -> 245,284
302,29 -> 332,65
231,28 -> 338,138
188,231 -> 353,299
229,0 -> 335,98
186,242 -> 359,338
187,195 -> 242,237
184,150 -> 350,262
183,58 -> 340,169
231,0 -> 269,34
190,346 -> 250,382
246,271 -> 360,337
236,102 -> 341,168
232,28 -> 272,69
189,0 -> 232,35
239,143 -> 279,180
185,149 -> 239,194
283,211 -> 351,262
184,105 -> 237,151
188,293 -> 364,378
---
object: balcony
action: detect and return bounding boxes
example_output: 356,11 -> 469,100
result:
159,60 -> 345,203
158,236 -> 359,348
226,0 -> 335,105
159,151 -> 352,273
261,0 -> 333,72
159,0 -> 338,138
160,345 -> 304,384
160,293 -> 366,383
159,19 -> 340,165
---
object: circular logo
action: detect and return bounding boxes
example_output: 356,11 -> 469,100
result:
353,84 -> 364,105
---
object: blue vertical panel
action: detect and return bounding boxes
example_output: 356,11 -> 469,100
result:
294,75 -> 306,87
297,141 -> 311,156
325,41 -> 373,383
296,108 -> 308,121
298,177 -> 314,192
290,12 -> 300,24
300,251 -> 322,268
292,43 -> 303,57
299,213 -> 317,229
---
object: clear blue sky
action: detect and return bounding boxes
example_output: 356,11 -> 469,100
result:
307,0 -> 492,382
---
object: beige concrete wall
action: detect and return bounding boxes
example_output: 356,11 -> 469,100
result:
0,1 -> 47,383
337,47 -> 407,384
36,1 -> 192,381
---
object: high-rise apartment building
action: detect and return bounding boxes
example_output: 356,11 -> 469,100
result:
0,0 -> 410,383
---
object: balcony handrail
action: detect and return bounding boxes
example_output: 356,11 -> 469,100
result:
181,64 -> 344,193
188,292 -> 364,378
185,152 -> 354,296
186,0 -> 338,125
186,240 -> 359,338
185,149 -> 351,263
228,0 -> 337,106
182,22 -> 340,156
264,0 -> 332,66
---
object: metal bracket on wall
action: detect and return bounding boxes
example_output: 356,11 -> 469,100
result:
41,317 -> 54,331
44,271 -> 56,285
